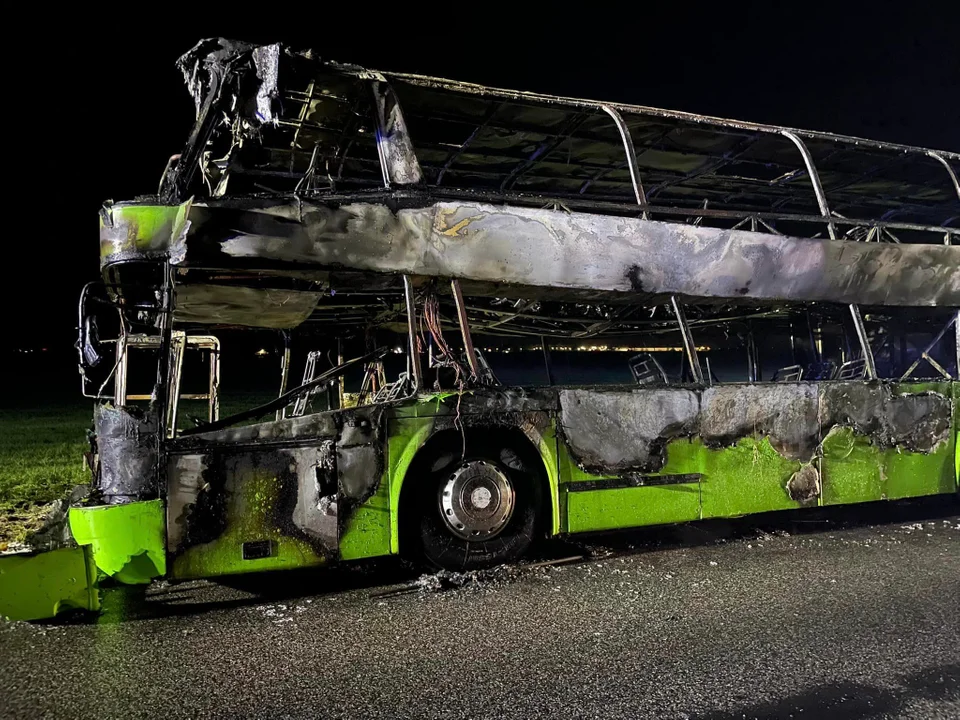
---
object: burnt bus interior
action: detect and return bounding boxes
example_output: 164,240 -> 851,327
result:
80,273 -> 960,440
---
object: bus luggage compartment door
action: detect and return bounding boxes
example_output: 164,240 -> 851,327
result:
166,443 -> 336,579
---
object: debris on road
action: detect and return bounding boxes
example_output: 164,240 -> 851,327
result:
371,555 -> 584,599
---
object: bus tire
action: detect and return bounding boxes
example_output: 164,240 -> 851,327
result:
416,440 -> 541,572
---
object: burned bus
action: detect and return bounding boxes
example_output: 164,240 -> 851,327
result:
31,38 -> 960,611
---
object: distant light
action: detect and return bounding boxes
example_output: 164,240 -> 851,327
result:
479,346 -> 712,353
393,345 -> 403,354
255,348 -> 269,356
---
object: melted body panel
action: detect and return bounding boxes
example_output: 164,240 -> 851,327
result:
95,405 -> 160,503
557,381 -> 955,533
69,501 -> 166,584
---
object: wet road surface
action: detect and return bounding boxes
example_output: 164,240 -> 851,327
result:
2,499 -> 959,719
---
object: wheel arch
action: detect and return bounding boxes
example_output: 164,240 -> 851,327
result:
389,419 -> 560,556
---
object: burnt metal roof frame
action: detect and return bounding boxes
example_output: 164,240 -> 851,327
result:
500,112 -> 591,192
167,42 -> 958,252
385,72 -> 957,227
436,103 -> 503,186
646,133 -> 762,201
172,42 -> 960,235
402,115 -> 952,229
409,115 -> 800,182
927,151 -> 960,215
271,117 -> 953,223
385,69 -> 959,161
779,129 -> 838,240
599,105 -> 648,218
578,159 -> 631,195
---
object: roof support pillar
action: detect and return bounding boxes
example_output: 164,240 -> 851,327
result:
601,105 -> 648,219
670,296 -> 703,385
403,275 -> 422,391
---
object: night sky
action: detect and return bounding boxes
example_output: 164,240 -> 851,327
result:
6,8 -> 958,353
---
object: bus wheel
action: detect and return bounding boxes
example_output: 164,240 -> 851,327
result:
418,449 -> 540,572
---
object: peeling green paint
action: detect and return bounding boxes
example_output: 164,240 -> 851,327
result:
818,381 -> 955,505
821,426 -> 888,505
821,423 -> 955,505
560,387 -> 957,535
0,546 -> 99,621
70,500 -> 167,584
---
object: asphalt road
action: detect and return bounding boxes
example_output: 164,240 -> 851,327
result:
2,499 -> 958,720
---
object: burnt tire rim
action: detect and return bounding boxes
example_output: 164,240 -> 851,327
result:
439,460 -> 516,540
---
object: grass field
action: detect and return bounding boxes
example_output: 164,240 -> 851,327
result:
0,403 -> 92,543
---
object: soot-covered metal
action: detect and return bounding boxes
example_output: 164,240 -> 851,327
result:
165,406 -> 384,565
558,383 -> 953,475
100,38 -> 958,325
94,405 -> 160,504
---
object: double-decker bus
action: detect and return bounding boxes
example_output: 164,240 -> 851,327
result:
8,38 -> 957,618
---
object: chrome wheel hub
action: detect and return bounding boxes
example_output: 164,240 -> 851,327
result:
439,460 -> 515,540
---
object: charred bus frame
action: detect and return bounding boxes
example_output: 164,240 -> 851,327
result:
69,38 -> 959,589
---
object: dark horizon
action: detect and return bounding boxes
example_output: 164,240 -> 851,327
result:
6,9 -> 958,351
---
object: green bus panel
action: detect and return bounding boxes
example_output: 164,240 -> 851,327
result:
561,438 -> 702,534
70,500 -> 167,584
170,469 -> 327,579
0,546 -> 99,621
821,382 -> 957,506
565,485 -> 702,533
339,471 -> 392,560
700,437 -> 805,519
820,427 -> 882,505
821,426 -> 955,505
